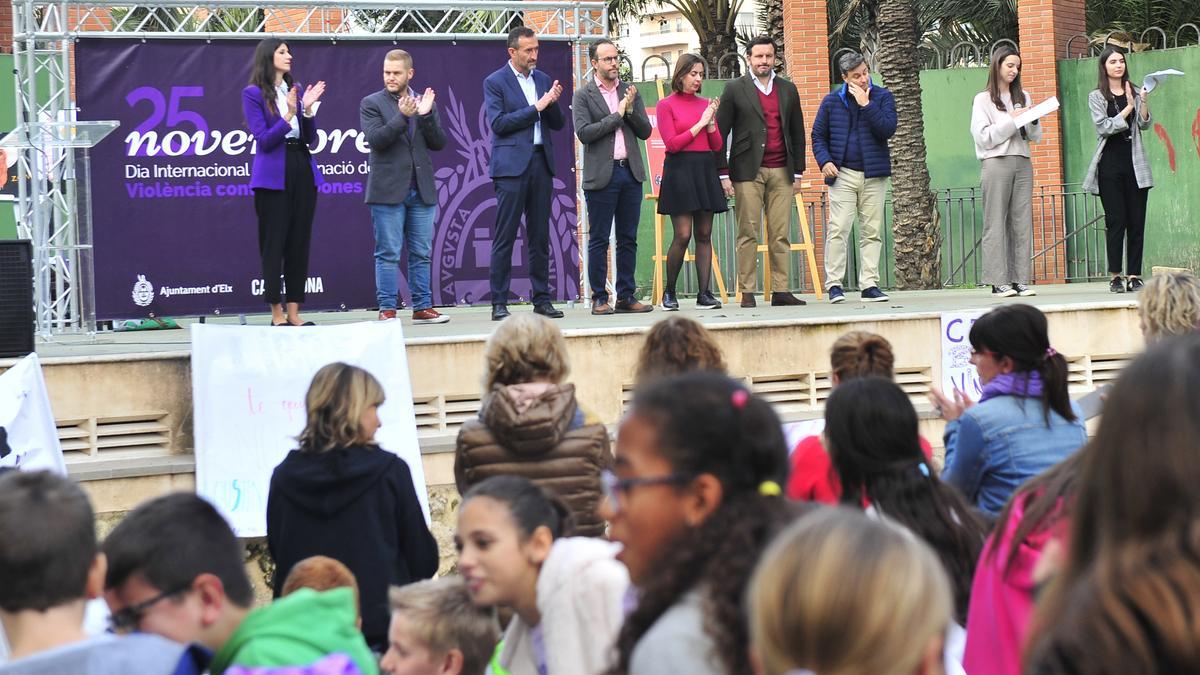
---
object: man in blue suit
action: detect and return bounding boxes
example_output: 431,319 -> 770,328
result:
483,26 -> 566,321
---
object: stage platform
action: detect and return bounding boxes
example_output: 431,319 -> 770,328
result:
6,282 -> 1141,517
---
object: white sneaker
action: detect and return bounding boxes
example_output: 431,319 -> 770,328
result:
992,284 -> 1018,298
1013,283 -> 1036,297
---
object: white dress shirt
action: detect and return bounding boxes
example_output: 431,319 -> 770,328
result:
752,70 -> 776,96
509,62 -> 542,145
274,84 -> 300,138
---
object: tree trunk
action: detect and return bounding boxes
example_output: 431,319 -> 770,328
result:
875,0 -> 941,289
698,25 -> 739,78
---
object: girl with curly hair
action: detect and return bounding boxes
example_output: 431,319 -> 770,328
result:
602,372 -> 799,675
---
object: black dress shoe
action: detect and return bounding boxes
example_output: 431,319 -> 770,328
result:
533,303 -> 564,319
491,304 -> 511,321
770,291 -> 807,306
661,290 -> 680,311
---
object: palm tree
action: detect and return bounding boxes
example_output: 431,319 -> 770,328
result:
611,0 -> 746,74
875,0 -> 942,289
1086,0 -> 1200,47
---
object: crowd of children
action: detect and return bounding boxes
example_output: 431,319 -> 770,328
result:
3,272 -> 1200,675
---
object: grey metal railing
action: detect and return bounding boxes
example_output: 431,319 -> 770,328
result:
667,183 -> 1106,297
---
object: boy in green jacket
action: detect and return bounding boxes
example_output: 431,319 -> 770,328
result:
101,493 -> 377,675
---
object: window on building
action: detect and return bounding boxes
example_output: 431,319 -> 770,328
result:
675,18 -> 683,31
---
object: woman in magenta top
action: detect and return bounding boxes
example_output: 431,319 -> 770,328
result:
654,54 -> 726,311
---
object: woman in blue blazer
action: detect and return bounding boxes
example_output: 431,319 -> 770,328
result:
242,38 -> 326,326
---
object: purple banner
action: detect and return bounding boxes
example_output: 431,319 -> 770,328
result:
76,38 -> 580,319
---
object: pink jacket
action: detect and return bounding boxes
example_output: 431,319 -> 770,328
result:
962,493 -> 1062,675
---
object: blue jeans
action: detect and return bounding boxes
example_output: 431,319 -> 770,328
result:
371,189 -> 436,311
585,163 -> 642,303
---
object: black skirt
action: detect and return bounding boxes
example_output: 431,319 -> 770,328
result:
657,151 -> 729,215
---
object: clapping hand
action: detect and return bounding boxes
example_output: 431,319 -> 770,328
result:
927,386 -> 975,422
700,97 -> 719,127
301,81 -> 325,110
536,80 -> 563,111
285,85 -> 299,118
617,85 -> 637,116
416,88 -> 436,115
398,95 -> 419,117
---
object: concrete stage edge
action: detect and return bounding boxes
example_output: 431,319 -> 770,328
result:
4,283 -> 1140,520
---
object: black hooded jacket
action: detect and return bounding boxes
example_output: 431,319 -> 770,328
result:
266,445 -> 439,650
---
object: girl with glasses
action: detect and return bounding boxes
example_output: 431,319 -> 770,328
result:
929,304 -> 1086,518
603,372 -> 799,675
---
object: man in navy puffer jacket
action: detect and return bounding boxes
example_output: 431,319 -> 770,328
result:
811,52 -> 897,304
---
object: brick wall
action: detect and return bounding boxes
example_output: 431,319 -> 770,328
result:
781,0 -> 833,282
1018,0 -> 1085,282
1,2 -> 13,54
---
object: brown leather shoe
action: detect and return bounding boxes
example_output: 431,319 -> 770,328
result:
378,309 -> 397,321
412,308 -> 450,324
591,301 -> 615,315
614,298 -> 653,313
740,292 -> 756,308
771,291 -> 807,306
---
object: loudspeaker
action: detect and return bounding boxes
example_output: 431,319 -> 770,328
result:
0,240 -> 34,359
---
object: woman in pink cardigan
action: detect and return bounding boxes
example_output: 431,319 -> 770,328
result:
963,451 -> 1083,675
654,54 -> 726,311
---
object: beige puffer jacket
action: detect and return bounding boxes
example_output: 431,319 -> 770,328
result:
454,382 -> 612,537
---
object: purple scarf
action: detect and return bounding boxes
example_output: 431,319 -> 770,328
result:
979,371 -> 1044,403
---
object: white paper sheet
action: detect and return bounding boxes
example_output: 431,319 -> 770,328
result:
1142,69 -> 1185,94
1013,96 -> 1059,129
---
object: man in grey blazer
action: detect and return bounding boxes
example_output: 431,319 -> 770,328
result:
716,36 -> 807,308
360,49 -> 449,324
573,39 -> 653,315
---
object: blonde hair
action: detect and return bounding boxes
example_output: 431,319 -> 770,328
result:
1137,272 -> 1200,343
829,330 -> 895,381
384,49 -> 412,69
281,555 -> 360,616
388,577 -> 499,675
483,314 -> 570,391
748,507 -> 952,675
633,316 -> 727,386
297,363 -> 386,453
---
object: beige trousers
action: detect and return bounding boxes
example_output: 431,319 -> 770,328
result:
824,167 -> 887,290
734,167 -> 794,294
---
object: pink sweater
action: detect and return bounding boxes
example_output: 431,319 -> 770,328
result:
656,92 -> 724,154
963,493 -> 1064,675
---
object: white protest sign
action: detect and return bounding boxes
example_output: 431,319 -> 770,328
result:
940,310 -> 987,399
192,321 -> 429,537
0,353 -> 66,475
782,418 -> 825,456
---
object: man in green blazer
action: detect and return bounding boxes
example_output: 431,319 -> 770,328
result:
716,36 -> 808,308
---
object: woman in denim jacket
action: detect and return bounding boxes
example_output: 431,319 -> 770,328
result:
929,304 -> 1087,517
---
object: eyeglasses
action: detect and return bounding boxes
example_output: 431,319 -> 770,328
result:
596,56 -> 620,63
108,585 -> 189,634
601,470 -> 691,513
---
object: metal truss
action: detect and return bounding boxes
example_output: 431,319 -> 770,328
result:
23,0 -> 607,40
11,0 -> 606,335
